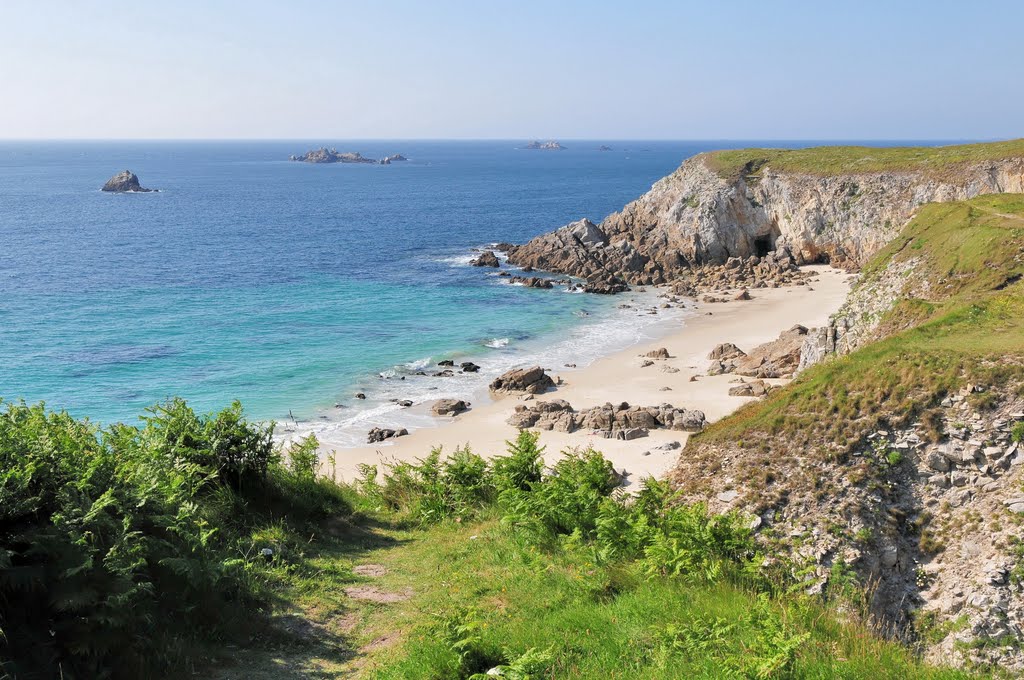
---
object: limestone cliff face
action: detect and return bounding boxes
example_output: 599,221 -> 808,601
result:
507,154 -> 1024,284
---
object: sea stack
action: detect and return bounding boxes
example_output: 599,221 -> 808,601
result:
101,170 -> 157,193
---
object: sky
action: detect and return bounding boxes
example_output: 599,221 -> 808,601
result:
1,1 -> 1021,140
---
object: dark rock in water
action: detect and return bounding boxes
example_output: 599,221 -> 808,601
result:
524,140 -> 565,150
383,154 -> 408,162
355,392 -> 366,399
397,400 -> 413,407
367,427 -> 408,443
431,399 -> 468,416
102,170 -> 157,193
437,360 -> 455,367
597,145 -> 613,152
290,147 -> 378,164
460,362 -> 481,373
471,250 -> 500,267
489,366 -> 556,395
493,243 -> 516,252
433,369 -> 455,377
508,275 -> 553,289
583,275 -> 629,294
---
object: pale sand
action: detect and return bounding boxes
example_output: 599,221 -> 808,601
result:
326,265 -> 854,486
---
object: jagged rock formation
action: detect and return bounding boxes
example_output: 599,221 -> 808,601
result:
507,142 -> 1024,285
507,400 -> 706,438
101,170 -> 157,193
290,148 -> 377,164
383,154 -> 408,162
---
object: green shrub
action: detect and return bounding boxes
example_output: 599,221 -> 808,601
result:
1012,421 -> 1024,444
0,399 -> 350,679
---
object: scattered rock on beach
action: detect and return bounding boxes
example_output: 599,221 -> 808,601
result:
460,362 -> 480,373
508,401 -> 706,436
367,427 -> 408,443
489,366 -> 556,395
645,347 -> 670,359
431,399 -> 468,416
102,170 -> 157,193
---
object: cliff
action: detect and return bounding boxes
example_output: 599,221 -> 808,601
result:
507,140 -> 1024,285
670,194 -> 1024,672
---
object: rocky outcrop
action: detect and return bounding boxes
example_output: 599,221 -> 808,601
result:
489,366 -> 555,395
507,400 -> 706,437
524,140 -> 564,150
506,149 -> 1024,285
101,170 -> 157,193
383,154 -> 408,162
471,251 -> 500,267
290,148 -> 377,164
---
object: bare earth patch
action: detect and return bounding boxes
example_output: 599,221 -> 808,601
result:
353,564 -> 388,577
343,586 -> 411,603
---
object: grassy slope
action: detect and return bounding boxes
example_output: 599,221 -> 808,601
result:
703,138 -> 1024,179
208,509 -> 970,679
692,194 -> 1024,455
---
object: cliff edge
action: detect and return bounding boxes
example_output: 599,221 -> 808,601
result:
507,140 -> 1024,285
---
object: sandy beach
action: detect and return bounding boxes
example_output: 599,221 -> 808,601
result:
326,265 -> 854,485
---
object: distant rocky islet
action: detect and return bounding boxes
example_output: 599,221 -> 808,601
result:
101,170 -> 158,193
289,147 -> 408,165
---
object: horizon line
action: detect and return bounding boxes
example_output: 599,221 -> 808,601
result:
0,136 -> 1014,144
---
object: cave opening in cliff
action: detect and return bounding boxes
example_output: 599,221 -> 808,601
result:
754,235 -> 775,257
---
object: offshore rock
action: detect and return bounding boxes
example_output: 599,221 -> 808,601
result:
290,147 -> 378,164
101,170 -> 157,193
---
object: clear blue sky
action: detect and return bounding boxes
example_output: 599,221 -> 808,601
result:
2,0 -> 1020,140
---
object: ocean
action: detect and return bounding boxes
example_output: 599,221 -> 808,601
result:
0,139 -> 922,446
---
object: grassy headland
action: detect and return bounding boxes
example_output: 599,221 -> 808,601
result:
704,138 -> 1024,179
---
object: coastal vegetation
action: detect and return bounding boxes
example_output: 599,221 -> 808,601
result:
703,138 -> 1024,179
1,409 -> 971,678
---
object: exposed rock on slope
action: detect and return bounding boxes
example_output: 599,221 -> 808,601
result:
507,141 -> 1024,285
102,170 -> 157,193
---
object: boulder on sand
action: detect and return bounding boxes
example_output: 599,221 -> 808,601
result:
489,366 -> 556,394
367,427 -> 408,443
431,399 -> 469,416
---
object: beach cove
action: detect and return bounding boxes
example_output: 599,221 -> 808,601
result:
324,264 -> 854,483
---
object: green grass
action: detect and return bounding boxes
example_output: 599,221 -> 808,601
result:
205,435 -> 974,679
703,138 -> 1024,179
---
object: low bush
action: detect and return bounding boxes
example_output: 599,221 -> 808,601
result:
0,398 -> 349,679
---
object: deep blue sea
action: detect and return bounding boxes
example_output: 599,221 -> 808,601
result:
0,140 -> 933,445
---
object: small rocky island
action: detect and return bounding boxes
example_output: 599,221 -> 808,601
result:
290,148 -> 377,164
101,170 -> 157,193
524,140 -> 565,150
597,145 -> 613,152
382,153 -> 408,162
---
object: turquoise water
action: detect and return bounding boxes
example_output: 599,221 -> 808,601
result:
0,139 -> 926,443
